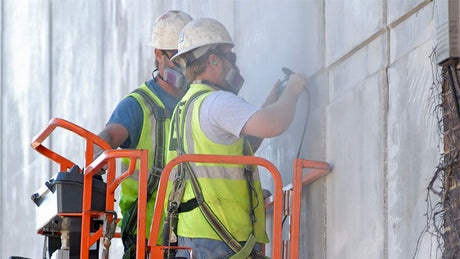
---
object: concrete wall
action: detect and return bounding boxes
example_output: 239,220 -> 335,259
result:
1,0 -> 440,258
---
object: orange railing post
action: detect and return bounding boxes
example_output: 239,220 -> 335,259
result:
80,149 -> 149,259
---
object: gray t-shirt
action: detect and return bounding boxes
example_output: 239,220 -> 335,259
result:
199,90 -> 261,145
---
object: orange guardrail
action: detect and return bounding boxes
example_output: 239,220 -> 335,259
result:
30,117 -> 111,171
31,118 -> 331,259
147,154 -> 284,259
30,118 -> 150,259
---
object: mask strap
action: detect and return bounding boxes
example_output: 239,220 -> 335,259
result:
152,68 -> 159,79
196,80 -> 226,91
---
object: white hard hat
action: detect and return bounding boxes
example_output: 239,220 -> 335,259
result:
149,10 -> 192,50
171,18 -> 234,63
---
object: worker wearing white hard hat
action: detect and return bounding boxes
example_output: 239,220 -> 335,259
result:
94,10 -> 192,258
163,18 -> 308,259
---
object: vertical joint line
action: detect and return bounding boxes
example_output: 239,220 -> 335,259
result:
323,3 -> 328,259
0,0 -> 3,254
48,0 -> 53,178
383,1 -> 390,259
100,1 -> 105,117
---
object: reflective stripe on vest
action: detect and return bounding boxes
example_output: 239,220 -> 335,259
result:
166,84 -> 269,243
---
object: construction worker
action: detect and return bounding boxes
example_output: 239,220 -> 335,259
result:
95,10 -> 192,258
163,18 -> 308,259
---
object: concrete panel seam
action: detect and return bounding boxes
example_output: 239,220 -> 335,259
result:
0,0 -> 3,255
327,28 -> 385,72
325,0 -> 432,75
383,1 -> 390,258
322,0 -> 326,80
323,177 -> 327,259
387,0 -> 433,30
383,37 -> 390,259
48,0 -> 53,178
100,1 -> 106,117
322,1 -> 327,257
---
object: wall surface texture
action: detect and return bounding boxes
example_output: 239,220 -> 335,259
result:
1,0 -> 441,258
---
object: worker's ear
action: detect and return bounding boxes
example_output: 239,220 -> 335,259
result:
154,49 -> 164,60
209,54 -> 219,69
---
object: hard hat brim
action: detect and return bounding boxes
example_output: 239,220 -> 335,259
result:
171,42 -> 234,63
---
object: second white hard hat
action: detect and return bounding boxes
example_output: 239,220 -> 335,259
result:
149,10 -> 193,50
171,18 -> 234,64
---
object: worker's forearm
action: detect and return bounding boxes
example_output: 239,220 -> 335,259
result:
97,123 -> 129,150
97,131 -> 116,149
261,89 -> 299,132
261,80 -> 281,108
93,127 -> 121,161
242,89 -> 299,138
93,132 -> 112,161
242,73 -> 307,138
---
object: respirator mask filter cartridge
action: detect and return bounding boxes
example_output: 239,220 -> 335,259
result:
163,66 -> 190,89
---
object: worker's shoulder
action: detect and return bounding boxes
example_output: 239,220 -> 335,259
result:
203,90 -> 244,106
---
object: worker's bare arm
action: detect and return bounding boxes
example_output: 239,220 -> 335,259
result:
93,123 -> 129,161
241,73 -> 307,138
260,80 -> 281,108
97,123 -> 129,149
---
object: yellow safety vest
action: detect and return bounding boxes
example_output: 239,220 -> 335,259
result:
165,83 -> 269,243
120,82 -> 171,236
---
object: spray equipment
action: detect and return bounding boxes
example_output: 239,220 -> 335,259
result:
277,67 -> 295,96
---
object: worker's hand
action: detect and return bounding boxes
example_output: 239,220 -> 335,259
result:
93,145 -> 105,161
262,188 -> 272,200
285,73 -> 308,96
262,79 -> 281,108
96,167 -> 107,176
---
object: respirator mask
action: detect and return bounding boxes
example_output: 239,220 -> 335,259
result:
224,66 -> 245,95
159,50 -> 190,90
163,65 -> 189,90
217,50 -> 245,95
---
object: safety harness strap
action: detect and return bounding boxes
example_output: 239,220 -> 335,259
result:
132,88 -> 169,173
121,87 -> 169,258
133,88 -> 172,121
229,234 -> 256,259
